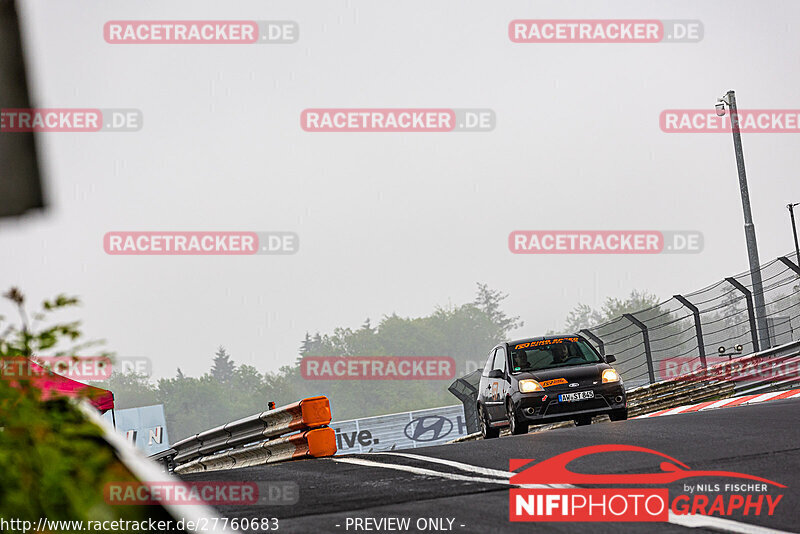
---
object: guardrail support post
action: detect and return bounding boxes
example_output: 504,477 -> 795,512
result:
725,277 -> 760,353
673,294 -> 707,368
778,255 -> 800,276
622,313 -> 656,384
579,329 -> 605,356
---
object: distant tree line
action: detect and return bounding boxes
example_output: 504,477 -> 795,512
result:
99,287 -> 673,443
97,284 -> 523,442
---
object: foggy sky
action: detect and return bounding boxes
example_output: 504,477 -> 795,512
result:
2,0 -> 799,379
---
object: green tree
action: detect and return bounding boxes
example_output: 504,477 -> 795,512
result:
88,284 -> 527,438
559,290 -> 662,333
600,290 -> 661,321
211,346 -> 235,383
96,371 -> 157,409
0,288 -> 164,523
564,303 -> 604,332
474,283 -> 523,339
299,332 -> 313,356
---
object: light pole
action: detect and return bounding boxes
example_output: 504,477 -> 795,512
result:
715,90 -> 770,349
788,202 -> 800,269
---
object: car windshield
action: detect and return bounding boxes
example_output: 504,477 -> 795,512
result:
509,337 -> 601,373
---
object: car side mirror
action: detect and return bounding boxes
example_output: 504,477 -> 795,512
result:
487,369 -> 504,379
605,354 -> 616,363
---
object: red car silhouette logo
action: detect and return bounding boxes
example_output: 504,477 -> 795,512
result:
509,444 -> 785,487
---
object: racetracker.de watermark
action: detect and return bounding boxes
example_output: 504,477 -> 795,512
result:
103,231 -> 298,255
104,20 -> 298,44
104,481 -> 298,506
0,108 -> 142,132
508,231 -> 703,254
300,356 -> 455,380
0,356 -> 152,381
659,356 -> 800,383
661,109 -> 800,133
509,20 -> 703,43
300,109 -> 495,132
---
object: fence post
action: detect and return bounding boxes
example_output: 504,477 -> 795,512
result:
622,313 -> 656,384
778,255 -> 800,276
725,277 -> 760,352
673,294 -> 707,368
579,329 -> 605,356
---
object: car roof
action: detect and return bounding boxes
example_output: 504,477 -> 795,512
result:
506,333 -> 581,347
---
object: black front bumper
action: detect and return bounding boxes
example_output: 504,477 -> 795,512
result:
510,383 -> 626,424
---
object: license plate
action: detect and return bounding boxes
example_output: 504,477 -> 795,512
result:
558,391 -> 594,402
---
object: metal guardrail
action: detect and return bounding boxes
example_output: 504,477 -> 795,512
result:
153,396 -> 335,473
625,340 -> 800,416
174,428 -> 335,475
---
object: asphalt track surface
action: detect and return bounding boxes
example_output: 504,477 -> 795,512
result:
181,398 -> 800,534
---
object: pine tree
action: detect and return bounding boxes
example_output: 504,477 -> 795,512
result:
473,283 -> 523,338
299,332 -> 313,355
211,346 -> 235,383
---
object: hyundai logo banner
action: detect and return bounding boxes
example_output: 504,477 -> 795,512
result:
332,405 -> 468,454
101,404 -> 170,456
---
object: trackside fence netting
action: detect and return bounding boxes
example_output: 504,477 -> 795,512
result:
577,254 -> 800,389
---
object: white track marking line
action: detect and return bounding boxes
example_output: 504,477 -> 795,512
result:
668,511 -> 795,534
337,454 -> 790,533
332,457 -> 511,486
333,457 -> 565,489
371,452 -> 514,479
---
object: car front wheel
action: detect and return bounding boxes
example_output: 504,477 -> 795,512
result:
506,399 -> 529,435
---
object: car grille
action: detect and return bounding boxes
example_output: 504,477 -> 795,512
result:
543,397 -> 610,415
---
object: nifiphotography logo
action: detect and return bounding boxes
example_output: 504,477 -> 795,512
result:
509,445 -> 785,522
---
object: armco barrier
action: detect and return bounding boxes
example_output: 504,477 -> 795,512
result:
174,428 -> 336,475
154,396 -> 334,473
619,340 -> 800,417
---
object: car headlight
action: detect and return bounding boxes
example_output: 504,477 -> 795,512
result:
602,368 -> 621,383
519,379 -> 543,393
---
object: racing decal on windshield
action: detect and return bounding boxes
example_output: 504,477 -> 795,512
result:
514,337 -> 578,350
509,444 -> 785,522
540,378 -> 568,388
